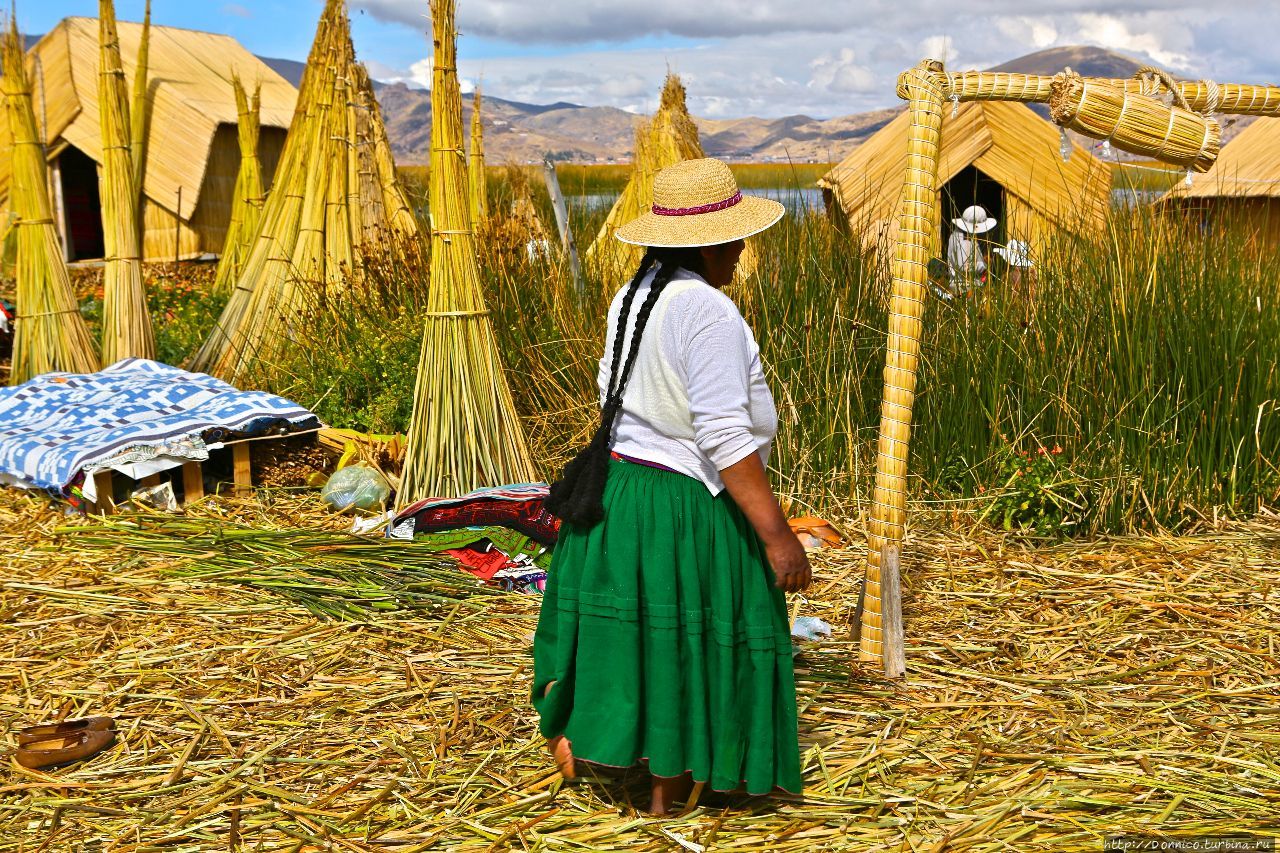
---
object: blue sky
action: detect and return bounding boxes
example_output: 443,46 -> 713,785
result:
21,1 -> 1280,119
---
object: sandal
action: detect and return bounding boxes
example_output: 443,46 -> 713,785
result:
16,729 -> 116,769
17,716 -> 115,746
788,516 -> 845,550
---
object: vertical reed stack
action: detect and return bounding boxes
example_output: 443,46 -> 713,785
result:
398,0 -> 536,502
2,17 -> 98,382
212,77 -> 264,296
860,60 -> 947,663
190,0 -> 420,382
129,0 -> 151,208
98,0 -> 154,363
585,73 -> 758,282
469,87 -> 488,228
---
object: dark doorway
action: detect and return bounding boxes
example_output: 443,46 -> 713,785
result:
941,165 -> 1004,249
58,147 -> 105,261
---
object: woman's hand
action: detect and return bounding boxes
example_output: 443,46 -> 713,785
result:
719,453 -> 813,593
765,534 -> 812,592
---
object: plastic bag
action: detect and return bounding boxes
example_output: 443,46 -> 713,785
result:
321,464 -> 391,513
791,616 -> 833,642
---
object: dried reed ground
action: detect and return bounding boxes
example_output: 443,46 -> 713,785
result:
2,487 -> 1278,851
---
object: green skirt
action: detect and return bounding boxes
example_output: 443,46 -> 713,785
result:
531,459 -> 802,794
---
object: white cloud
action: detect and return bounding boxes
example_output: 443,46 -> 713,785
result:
359,2 -> 1280,118
809,49 -> 877,94
1072,12 -> 1194,70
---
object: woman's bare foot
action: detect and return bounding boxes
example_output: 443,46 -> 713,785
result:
546,735 -> 576,779
647,772 -> 694,815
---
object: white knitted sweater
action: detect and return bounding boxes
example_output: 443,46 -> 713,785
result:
601,266 -> 778,495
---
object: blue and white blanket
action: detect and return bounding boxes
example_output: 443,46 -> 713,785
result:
0,359 -> 319,497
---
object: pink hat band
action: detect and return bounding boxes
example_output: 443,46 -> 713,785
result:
652,191 -> 742,217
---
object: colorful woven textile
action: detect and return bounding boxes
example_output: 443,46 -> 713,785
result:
0,358 -> 318,496
390,483 -> 561,545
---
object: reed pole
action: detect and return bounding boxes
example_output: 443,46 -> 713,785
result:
859,60 -> 945,663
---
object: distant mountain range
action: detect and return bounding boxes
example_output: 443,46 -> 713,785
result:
26,35 -> 1252,164
357,45 -> 1166,165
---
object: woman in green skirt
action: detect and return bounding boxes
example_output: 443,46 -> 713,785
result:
534,157 -> 811,814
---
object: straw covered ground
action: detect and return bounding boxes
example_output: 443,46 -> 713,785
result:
3,487 -> 1278,851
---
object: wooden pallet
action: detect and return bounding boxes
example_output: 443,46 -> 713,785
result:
85,431 -> 317,515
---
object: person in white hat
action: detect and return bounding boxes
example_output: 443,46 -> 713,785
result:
994,239 -> 1037,324
945,204 -> 997,296
534,158 -> 808,813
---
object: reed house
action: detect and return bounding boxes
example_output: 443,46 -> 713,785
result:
0,17 -> 297,262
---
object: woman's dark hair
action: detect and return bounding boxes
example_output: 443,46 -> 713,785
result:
544,248 -> 697,527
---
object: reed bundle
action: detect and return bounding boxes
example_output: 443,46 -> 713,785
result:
98,0 -> 154,363
585,73 -> 758,282
190,0 -> 420,382
1,18 -> 98,382
937,69 -> 1280,118
468,86 -> 488,228
1050,72 -> 1221,173
212,77 -> 264,296
397,0 -> 536,503
584,74 -> 702,280
128,0 -> 151,208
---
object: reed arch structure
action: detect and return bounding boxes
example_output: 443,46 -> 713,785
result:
860,60 -> 1280,670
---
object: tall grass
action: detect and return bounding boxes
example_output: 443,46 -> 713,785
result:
263,169 -> 1278,534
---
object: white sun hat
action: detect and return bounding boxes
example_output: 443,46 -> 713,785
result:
994,239 -> 1034,268
953,205 -> 997,234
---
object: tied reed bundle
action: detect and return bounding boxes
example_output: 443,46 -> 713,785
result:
191,0 -> 420,382
468,86 -> 488,229
584,74 -> 703,281
1,17 -> 98,383
397,0 -> 536,503
128,0 -> 151,209
585,73 -> 759,282
98,0 -> 154,363
212,77 -> 264,296
1050,71 -> 1221,173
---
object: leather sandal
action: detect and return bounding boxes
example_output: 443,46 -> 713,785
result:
17,716 -> 115,746
788,516 -> 845,549
15,729 -> 116,769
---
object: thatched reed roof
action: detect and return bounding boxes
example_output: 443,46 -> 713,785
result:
1166,117 -> 1280,199
818,101 -> 1111,244
0,17 -> 297,223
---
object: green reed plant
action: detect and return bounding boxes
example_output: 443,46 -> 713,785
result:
251,165 -> 1279,535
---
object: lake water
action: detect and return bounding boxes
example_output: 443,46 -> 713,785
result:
568,187 -> 825,214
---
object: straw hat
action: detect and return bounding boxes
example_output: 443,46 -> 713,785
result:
615,158 -> 784,247
994,239 -> 1034,268
953,205 -> 997,234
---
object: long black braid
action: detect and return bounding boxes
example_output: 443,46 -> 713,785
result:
545,250 -> 689,527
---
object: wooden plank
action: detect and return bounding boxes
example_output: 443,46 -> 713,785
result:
881,542 -> 907,679
141,474 -> 161,488
92,470 -> 114,515
181,461 -> 203,503
232,443 -> 252,496
541,159 -> 584,296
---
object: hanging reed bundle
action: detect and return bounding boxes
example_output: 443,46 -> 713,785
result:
129,0 -> 151,208
98,0 -> 154,364
1,18 -> 98,382
211,77 -> 264,296
585,73 -> 758,282
938,68 -> 1280,118
398,0 -> 536,503
1050,72 -> 1221,173
190,0 -> 420,382
469,87 -> 488,229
